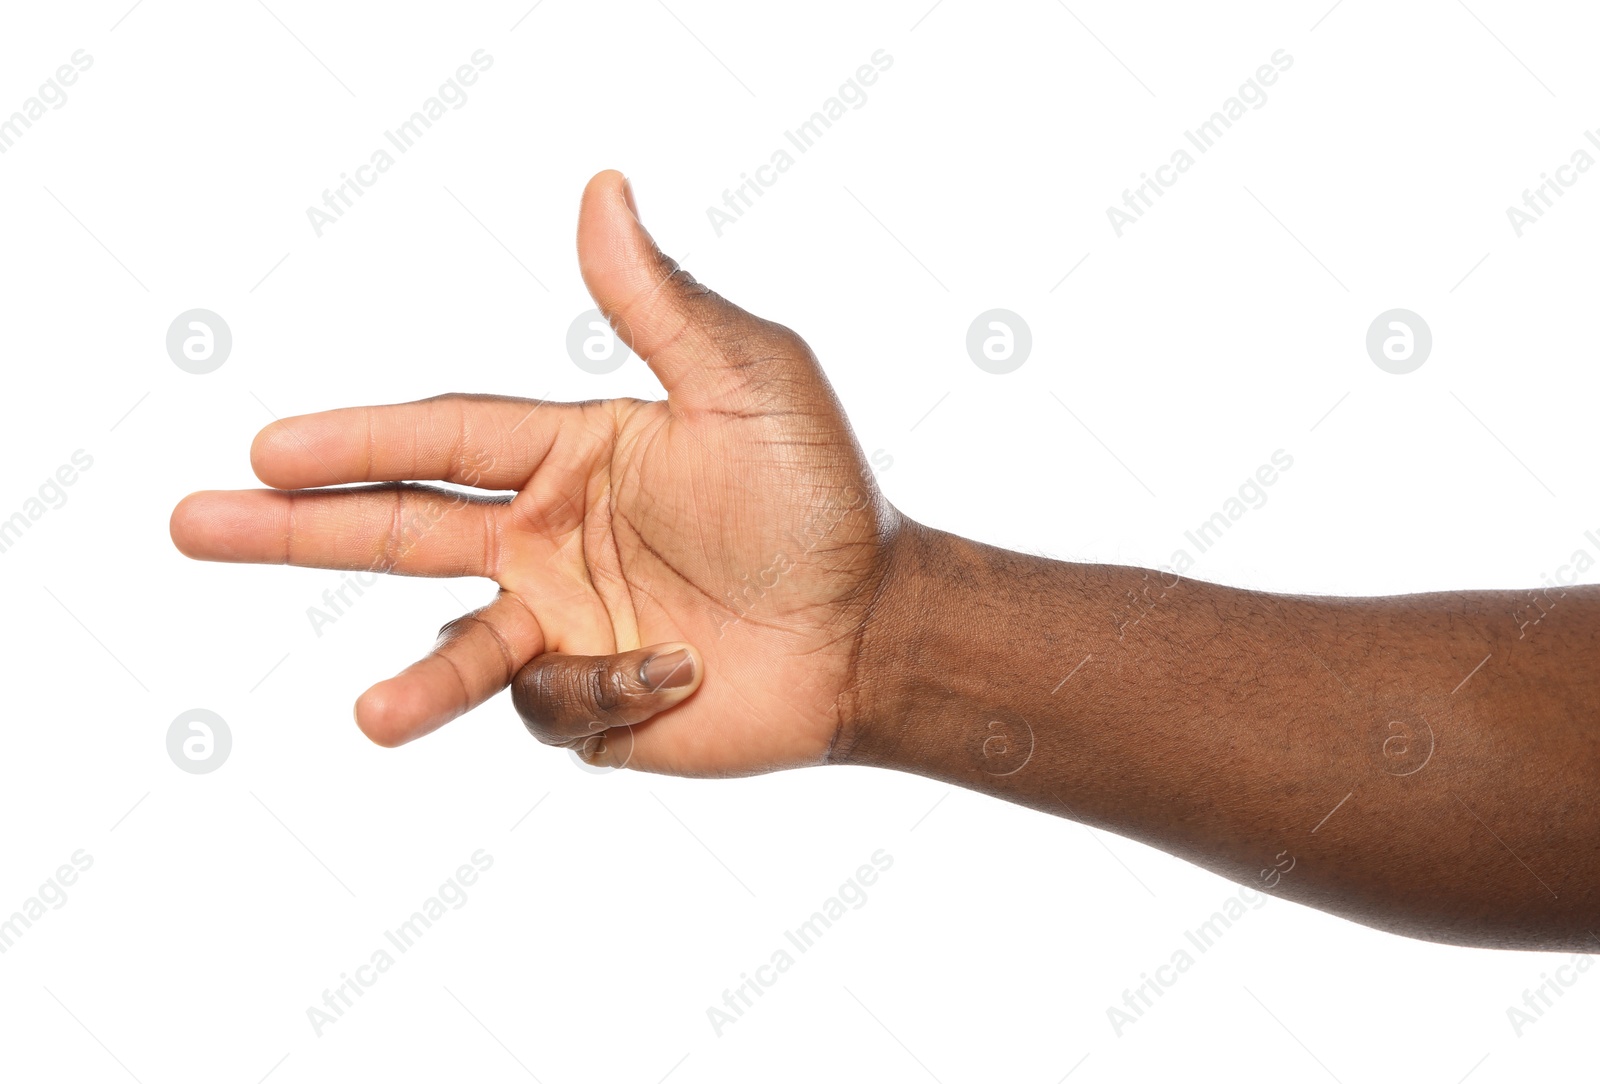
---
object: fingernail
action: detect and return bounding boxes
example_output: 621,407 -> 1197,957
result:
640,648 -> 695,691
621,176 -> 640,220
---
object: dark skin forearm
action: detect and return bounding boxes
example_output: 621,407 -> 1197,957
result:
836,522 -> 1600,951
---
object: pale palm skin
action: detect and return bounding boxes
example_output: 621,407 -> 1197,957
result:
172,171 -> 897,775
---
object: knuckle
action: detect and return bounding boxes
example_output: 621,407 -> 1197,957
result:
758,320 -> 814,360
511,656 -> 631,742
436,613 -> 476,641
586,660 -> 628,718
717,320 -> 820,395
510,661 -> 563,742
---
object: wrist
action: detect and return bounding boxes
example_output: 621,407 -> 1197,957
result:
831,521 -> 1050,777
829,518 -> 934,767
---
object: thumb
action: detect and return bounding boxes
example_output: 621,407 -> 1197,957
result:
577,169 -> 821,410
510,642 -> 702,766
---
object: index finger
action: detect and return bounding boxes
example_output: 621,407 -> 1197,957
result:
251,394 -> 560,491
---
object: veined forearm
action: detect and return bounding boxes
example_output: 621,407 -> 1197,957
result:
837,523 -> 1600,951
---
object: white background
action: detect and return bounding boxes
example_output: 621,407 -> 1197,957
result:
1,1 -> 1596,1081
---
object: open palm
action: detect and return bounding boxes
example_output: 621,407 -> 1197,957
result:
171,171 -> 897,776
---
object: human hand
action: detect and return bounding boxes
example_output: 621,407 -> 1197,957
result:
170,171 -> 899,776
